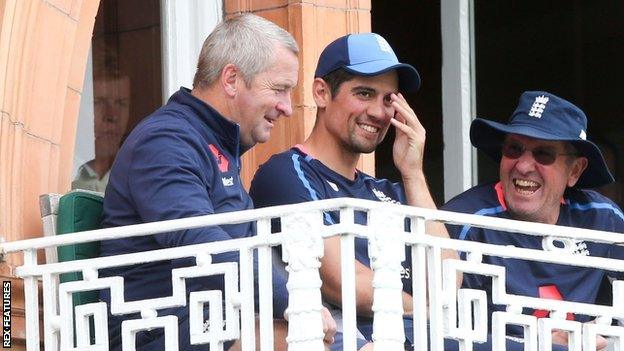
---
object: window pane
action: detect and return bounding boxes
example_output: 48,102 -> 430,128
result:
72,0 -> 162,192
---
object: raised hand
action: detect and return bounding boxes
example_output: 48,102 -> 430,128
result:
389,93 -> 426,181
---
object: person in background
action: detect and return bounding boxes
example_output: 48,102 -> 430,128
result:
250,32 -> 460,349
72,72 -> 130,192
442,91 -> 624,350
99,14 -> 335,350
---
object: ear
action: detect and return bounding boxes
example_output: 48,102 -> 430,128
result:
566,156 -> 588,187
312,78 -> 331,108
220,64 -> 239,97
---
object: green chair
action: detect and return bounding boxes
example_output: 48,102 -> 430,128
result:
40,189 -> 104,344
41,189 -> 103,301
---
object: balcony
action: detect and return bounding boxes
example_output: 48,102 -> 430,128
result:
1,197 -> 623,350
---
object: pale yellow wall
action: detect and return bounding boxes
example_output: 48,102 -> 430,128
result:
0,0 -> 371,346
231,0 -> 374,187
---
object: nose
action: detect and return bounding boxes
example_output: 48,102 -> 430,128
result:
367,98 -> 394,122
513,150 -> 536,174
276,94 -> 293,117
101,100 -> 120,123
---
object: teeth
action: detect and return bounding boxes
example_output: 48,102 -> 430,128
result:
513,179 -> 539,195
514,179 -> 538,187
359,124 -> 379,133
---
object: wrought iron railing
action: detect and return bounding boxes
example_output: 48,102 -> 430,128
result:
2,197 -> 624,350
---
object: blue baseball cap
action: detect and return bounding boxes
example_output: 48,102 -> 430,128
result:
470,91 -> 614,188
314,33 -> 421,92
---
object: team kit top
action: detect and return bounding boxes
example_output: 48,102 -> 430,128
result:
441,181 -> 624,334
250,146 -> 414,338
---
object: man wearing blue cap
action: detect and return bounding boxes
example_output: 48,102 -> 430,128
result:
250,33 -> 460,349
442,91 -> 624,350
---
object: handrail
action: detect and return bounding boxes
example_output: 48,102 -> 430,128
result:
3,197 -> 624,350
3,197 -> 624,254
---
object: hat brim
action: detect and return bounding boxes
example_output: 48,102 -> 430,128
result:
344,61 -> 421,92
470,118 -> 614,188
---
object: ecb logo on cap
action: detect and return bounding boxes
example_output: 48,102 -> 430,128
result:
374,34 -> 393,54
528,95 -> 549,118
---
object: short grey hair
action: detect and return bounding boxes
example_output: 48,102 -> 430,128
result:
193,13 -> 299,88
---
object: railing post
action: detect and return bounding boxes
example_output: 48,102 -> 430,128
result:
368,208 -> 406,350
411,217 -> 429,351
281,210 -> 325,351
339,207 -> 358,350
23,250 -> 41,351
257,218 -> 275,350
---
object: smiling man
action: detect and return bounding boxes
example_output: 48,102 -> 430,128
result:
99,14 -> 337,350
442,91 -> 624,350
250,33 -> 460,349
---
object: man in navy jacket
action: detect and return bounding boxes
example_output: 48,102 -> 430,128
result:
442,91 -> 623,350
99,14 -> 334,350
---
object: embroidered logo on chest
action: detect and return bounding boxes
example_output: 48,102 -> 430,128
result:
372,188 -> 400,204
543,237 -> 589,256
208,144 -> 229,173
221,177 -> 234,187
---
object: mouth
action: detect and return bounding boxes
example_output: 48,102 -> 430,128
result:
95,133 -> 121,138
357,123 -> 380,134
513,178 -> 541,195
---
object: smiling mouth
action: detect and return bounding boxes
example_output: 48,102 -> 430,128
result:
358,123 -> 379,133
513,178 -> 540,195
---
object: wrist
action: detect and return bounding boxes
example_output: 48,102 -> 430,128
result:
401,171 -> 426,185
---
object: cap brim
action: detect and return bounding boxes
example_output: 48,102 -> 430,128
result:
470,118 -> 614,188
344,61 -> 421,92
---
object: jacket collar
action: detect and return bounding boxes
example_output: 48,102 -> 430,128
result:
169,87 -> 252,156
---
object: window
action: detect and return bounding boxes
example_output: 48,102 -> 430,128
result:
73,0 -> 162,192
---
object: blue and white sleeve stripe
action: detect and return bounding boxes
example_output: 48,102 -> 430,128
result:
291,154 -> 335,224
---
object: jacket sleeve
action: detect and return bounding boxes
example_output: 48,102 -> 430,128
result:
606,205 -> 624,279
440,196 -> 485,290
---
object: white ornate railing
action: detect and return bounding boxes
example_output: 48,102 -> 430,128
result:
2,197 -> 624,350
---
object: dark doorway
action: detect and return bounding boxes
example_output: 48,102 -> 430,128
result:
372,1 -> 445,205
373,1 -> 624,207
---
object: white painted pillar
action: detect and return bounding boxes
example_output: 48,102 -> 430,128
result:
160,0 -> 223,102
441,0 -> 477,201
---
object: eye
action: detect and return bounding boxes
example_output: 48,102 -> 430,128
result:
383,94 -> 393,106
502,142 -> 524,159
272,84 -> 290,94
357,91 -> 372,98
117,99 -> 130,108
533,148 -> 557,165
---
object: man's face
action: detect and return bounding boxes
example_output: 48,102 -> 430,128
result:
322,71 -> 398,154
93,76 -> 130,158
500,134 -> 587,224
232,45 -> 299,148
